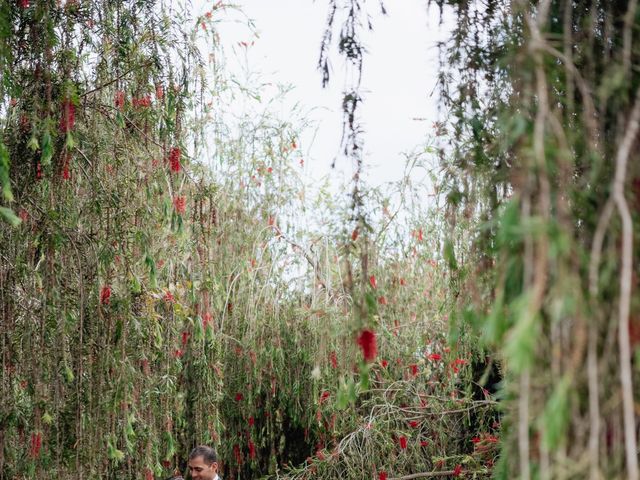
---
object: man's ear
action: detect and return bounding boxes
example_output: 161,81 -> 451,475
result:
211,462 -> 218,472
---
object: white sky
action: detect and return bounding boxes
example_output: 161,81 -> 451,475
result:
209,0 -> 452,188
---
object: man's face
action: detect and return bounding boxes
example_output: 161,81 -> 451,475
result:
188,455 -> 218,480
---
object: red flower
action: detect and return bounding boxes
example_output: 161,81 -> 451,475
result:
36,162 -> 42,180
59,98 -> 75,133
181,331 -> 190,346
30,432 -> 42,458
62,152 -> 71,180
233,444 -> 242,465
378,296 -> 387,305
144,468 -> 154,480
248,440 -> 256,459
169,147 -> 181,173
471,437 -> 481,444
114,90 -> 125,110
399,278 -> 406,286
409,364 -> 418,376
427,353 -> 442,361
381,359 -> 388,368
20,0 -> 30,7
329,351 -> 338,369
420,440 -> 429,447
356,329 -> 377,362
173,349 -> 184,358
248,416 -> 255,427
319,390 -> 330,404
164,291 -> 175,303
453,464 -> 462,476
351,228 -> 359,241
235,393 -> 243,402
173,195 -> 186,214
486,435 -> 499,443
399,436 -> 407,449
379,472 -> 387,480
369,275 -> 377,289
409,420 -> 419,428
100,285 -> 111,305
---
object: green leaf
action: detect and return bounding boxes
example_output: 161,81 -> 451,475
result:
0,206 -> 20,226
541,376 -> 571,449
0,142 -> 12,202
443,239 -> 458,271
41,129 -> 53,166
503,293 -> 540,373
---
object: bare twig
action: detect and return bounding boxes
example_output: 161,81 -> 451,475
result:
612,85 -> 640,480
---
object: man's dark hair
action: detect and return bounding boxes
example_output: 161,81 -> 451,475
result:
189,445 -> 217,464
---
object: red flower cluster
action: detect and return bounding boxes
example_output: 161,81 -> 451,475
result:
20,0 -> 29,9
319,390 -> 330,404
356,329 -> 377,362
453,464 -> 462,476
379,472 -> 387,480
427,353 -> 442,361
100,285 -> 111,305
369,275 -> 377,289
181,331 -> 190,347
248,416 -> 255,427
61,152 -> 71,180
114,90 -> 125,110
248,440 -> 256,459
169,147 -> 181,173
408,420 -> 419,428
409,364 -> 419,376
132,95 -> 151,108
398,436 -> 407,449
329,350 -> 338,369
144,468 -> 154,480
30,432 -> 42,458
235,393 -> 243,402
378,296 -> 387,305
59,98 -> 76,133
173,195 -> 186,214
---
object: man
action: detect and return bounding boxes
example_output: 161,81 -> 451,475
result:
187,445 -> 219,480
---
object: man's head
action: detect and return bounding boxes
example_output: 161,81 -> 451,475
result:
188,445 -> 218,480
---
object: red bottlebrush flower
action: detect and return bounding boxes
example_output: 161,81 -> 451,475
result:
417,228 -> 423,242
59,98 -> 75,133
248,440 -> 256,460
409,420 -> 419,428
144,468 -> 154,480
164,291 -> 175,303
351,227 -> 359,241
202,312 -> 213,328
36,162 -> 42,180
486,435 -> 499,443
399,436 -> 407,450
233,444 -> 242,465
378,296 -> 387,305
319,390 -> 330,404
173,349 -> 184,358
471,437 -> 481,444
329,350 -> 338,369
100,285 -> 111,305
114,90 -> 125,110
399,277 -> 406,286
235,392 -> 243,402
173,195 -> 186,214
266,167 -> 273,174
379,472 -> 387,480
155,85 -> 164,100
409,364 -> 419,376
356,329 -> 377,362
20,0 -> 29,8
381,359 -> 388,368
427,353 -> 442,361
420,440 -> 429,447
369,275 -> 377,289
30,432 -> 42,458
453,464 -> 462,476
160,460 -> 171,468
61,152 -> 71,180
248,416 -> 255,427
181,331 -> 190,346
169,147 -> 181,173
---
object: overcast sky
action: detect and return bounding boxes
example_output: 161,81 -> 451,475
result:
209,0 -> 451,187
